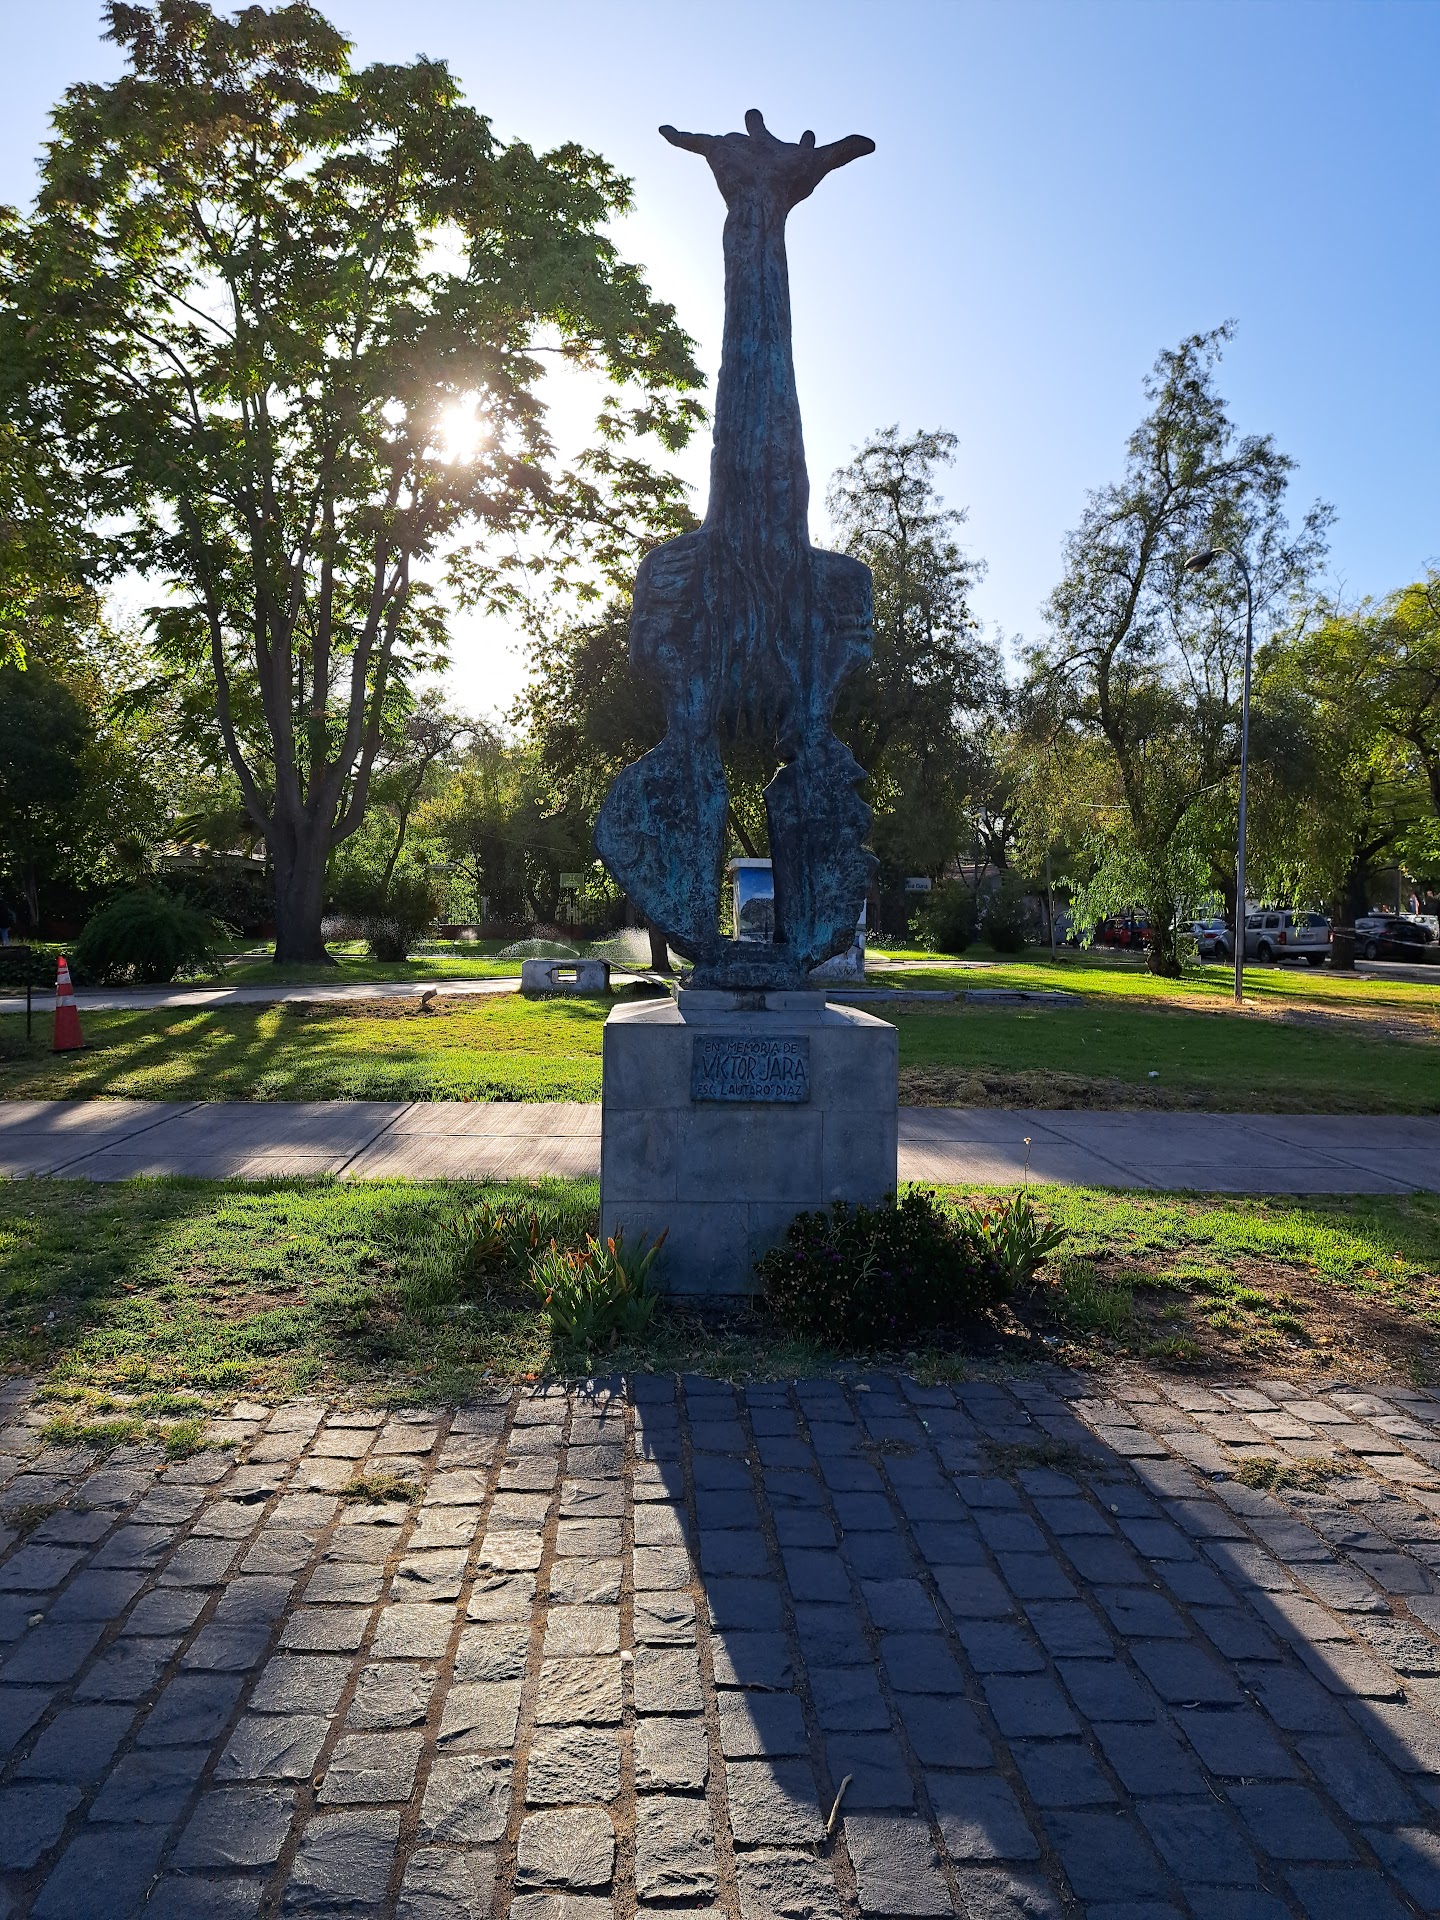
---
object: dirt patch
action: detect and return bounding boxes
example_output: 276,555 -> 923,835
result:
1022,1248 -> 1440,1382
898,1060 -> 1438,1114
288,995 -> 453,1021
900,1066 -> 1214,1110
210,1290 -> 307,1319
1259,1001 -> 1440,1046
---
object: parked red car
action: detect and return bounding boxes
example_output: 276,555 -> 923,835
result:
1096,915 -> 1154,951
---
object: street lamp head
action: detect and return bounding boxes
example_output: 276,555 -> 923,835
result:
1184,548 -> 1219,573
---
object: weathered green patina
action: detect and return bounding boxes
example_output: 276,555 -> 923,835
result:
595,111 -> 877,988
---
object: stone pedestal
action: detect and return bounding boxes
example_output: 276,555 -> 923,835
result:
600,989 -> 898,1295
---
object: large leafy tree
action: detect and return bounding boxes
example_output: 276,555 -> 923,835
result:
1029,327 -> 1327,973
0,421 -> 96,672
1262,576 -> 1440,914
418,731 -> 593,927
1361,574 -> 1440,822
0,632 -> 169,931
826,427 -> 1001,880
0,1 -> 701,961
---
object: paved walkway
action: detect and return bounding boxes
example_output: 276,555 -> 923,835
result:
4,954 -> 1432,1015
0,978 -> 527,1015
1,1101 -> 1437,1192
0,977 -> 979,1016
3,1369 -> 1440,1917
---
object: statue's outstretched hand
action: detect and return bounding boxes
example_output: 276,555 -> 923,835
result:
660,109 -> 874,206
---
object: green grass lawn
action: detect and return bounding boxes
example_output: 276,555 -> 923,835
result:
0,995 -> 612,1102
219,950 -> 525,986
882,948 -> 1440,1011
892,995 -> 1440,1112
3,1178 -> 1435,1413
2,963 -> 1437,1108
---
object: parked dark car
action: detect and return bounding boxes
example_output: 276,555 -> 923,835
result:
1354,915 -> 1437,961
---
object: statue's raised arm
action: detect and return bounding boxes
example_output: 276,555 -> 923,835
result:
659,109 -> 875,209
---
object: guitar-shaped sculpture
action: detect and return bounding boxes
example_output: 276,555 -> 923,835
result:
595,111 -> 877,989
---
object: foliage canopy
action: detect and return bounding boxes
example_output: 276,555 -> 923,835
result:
0,0 -> 702,960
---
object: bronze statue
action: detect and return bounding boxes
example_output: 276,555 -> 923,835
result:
595,111 -> 877,989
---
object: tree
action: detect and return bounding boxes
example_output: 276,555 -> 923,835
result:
0,420 -> 95,671
0,637 -> 168,931
419,730 -> 592,927
367,692 -> 471,897
1030,327 -> 1327,973
0,0 -> 702,962
1262,579 -> 1440,916
0,662 -> 91,928
1364,574 -> 1440,821
826,427 -> 1001,880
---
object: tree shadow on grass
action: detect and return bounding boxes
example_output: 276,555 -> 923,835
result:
1,995 -> 612,1102
0,1006 -> 300,1103
0,1174 -> 599,1407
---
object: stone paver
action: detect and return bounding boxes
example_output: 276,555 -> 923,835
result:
3,1369 -> 1440,1914
4,1099 -> 1439,1190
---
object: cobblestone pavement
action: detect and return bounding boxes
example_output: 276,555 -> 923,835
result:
4,1371 -> 1440,1919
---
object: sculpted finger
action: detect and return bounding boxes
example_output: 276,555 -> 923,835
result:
659,124 -> 713,154
815,133 -> 876,173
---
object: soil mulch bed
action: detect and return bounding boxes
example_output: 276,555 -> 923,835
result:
900,1066 -> 1216,1110
636,1246 -> 1440,1388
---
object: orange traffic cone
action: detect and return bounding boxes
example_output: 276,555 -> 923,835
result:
53,954 -> 84,1053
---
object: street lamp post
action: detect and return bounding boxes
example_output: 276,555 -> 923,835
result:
1184,545 -> 1253,1006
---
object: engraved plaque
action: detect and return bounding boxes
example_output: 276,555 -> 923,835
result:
691,1034 -> 811,1103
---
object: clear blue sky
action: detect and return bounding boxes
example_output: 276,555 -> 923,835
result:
3,1 -> 1437,713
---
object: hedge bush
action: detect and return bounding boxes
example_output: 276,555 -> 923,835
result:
757,1189 -> 1009,1346
981,881 -> 1031,953
916,884 -> 978,954
331,866 -> 439,961
74,889 -> 219,985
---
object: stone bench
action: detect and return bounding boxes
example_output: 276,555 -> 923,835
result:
520,957 -> 611,997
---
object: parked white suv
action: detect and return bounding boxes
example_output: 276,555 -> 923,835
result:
1244,910 -> 1331,965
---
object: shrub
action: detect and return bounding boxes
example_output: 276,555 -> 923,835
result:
530,1230 -> 663,1352
332,866 -> 439,960
954,1190 -> 1067,1287
916,885 -> 978,955
981,881 -> 1031,953
452,1196 -> 544,1276
758,1189 -> 1008,1346
74,888 -> 219,984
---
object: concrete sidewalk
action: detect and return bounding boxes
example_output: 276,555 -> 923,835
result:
1,1100 -> 1436,1190
0,977 -> 527,1015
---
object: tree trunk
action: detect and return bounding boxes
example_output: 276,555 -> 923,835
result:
727,804 -> 758,859
646,919 -> 672,974
1145,891 -> 1182,977
1219,872 -> 1237,942
270,824 -> 335,966
1342,863 -> 1371,926
1147,940 -> 1182,978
